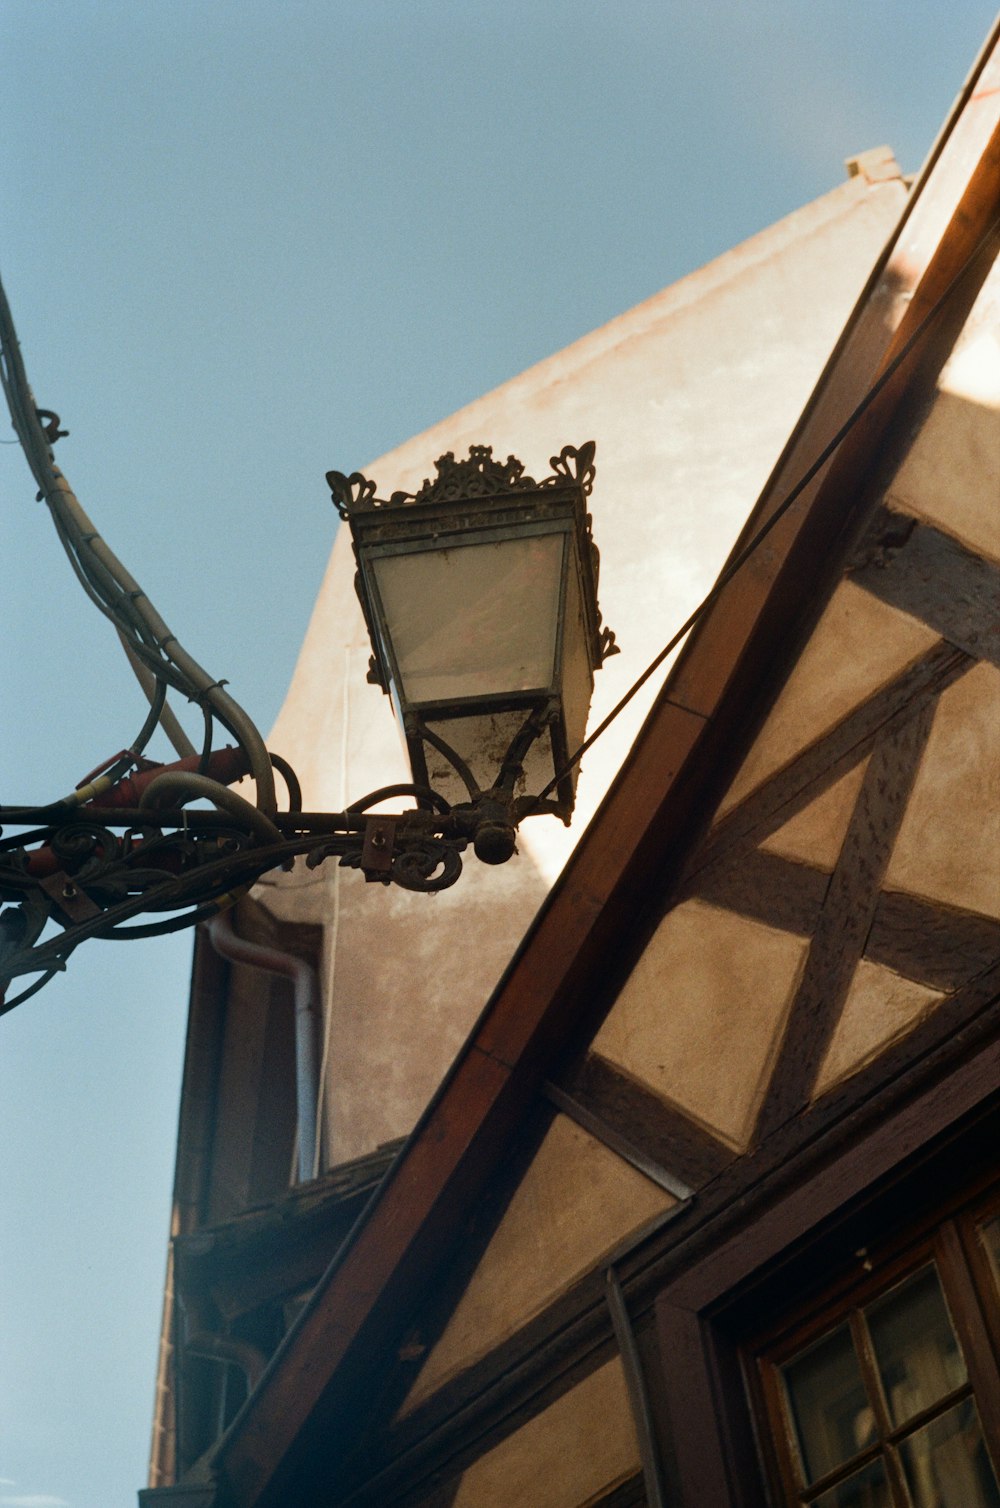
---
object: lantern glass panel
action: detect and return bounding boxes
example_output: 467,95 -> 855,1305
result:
371,533 -> 564,706
423,712 -> 555,806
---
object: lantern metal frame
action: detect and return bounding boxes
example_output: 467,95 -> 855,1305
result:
328,442 -> 617,834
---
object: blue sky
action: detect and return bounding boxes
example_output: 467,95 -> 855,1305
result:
1,4 -> 997,1504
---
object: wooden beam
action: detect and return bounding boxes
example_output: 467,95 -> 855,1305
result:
754,700 -> 937,1141
850,504 -> 1000,669
694,848 -> 829,936
554,1053 -> 733,1192
544,1080 -> 694,1199
685,639 -> 971,888
871,891 -> 1000,993
694,849 -> 1000,994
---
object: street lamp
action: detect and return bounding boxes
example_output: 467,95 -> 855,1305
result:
329,442 -> 616,863
0,257 -> 618,1010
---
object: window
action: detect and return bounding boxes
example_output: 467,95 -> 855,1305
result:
751,1193 -> 1000,1507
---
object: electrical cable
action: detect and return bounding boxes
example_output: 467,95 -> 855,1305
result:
346,782 -> 451,815
117,629 -> 198,760
537,210 -> 1000,803
269,752 -> 303,813
137,771 -> 283,843
55,472 -> 276,808
197,703 -> 214,775
50,493 -> 194,718
0,266 -> 277,815
95,900 -> 228,940
1,852 -> 259,996
0,969 -> 60,1017
130,676 -> 170,761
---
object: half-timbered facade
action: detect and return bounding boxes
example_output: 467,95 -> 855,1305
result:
144,22 -> 1000,1508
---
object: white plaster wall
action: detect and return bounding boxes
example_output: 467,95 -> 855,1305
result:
262,168 -> 908,1164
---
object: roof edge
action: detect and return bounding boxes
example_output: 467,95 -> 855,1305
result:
210,34 -> 1000,1508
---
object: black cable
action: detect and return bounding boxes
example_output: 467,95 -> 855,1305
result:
269,752 -> 303,813
95,900 -> 225,940
130,677 -> 169,760
346,783 -> 452,815
198,702 -> 215,775
537,211 -> 1000,803
0,825 -> 65,852
0,970 -> 60,1017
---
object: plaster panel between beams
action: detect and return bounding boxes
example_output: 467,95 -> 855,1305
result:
450,1356 -> 640,1508
718,582 -> 939,817
888,253 -> 1000,566
884,661 -> 1000,919
593,898 -> 809,1150
760,758 -> 871,870
813,958 -> 943,1098
397,1115 -> 671,1414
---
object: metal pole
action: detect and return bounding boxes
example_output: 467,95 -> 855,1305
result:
606,1265 -> 669,1508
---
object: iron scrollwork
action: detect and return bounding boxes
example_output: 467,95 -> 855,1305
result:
0,796 -> 487,1013
327,440 -> 598,520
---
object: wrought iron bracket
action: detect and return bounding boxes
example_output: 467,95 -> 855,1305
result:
0,786 -> 554,1014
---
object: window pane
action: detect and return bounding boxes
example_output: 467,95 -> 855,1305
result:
811,1459 -> 891,1508
865,1266 -> 966,1428
898,1397 -> 1000,1508
783,1324 -> 875,1485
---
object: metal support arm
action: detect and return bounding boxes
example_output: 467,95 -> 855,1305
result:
0,780 -> 553,1013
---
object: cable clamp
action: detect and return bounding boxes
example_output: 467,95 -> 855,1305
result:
75,749 -> 132,790
34,409 -> 68,443
190,679 -> 229,706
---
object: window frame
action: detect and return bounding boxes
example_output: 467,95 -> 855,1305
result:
652,1039 -> 1000,1508
745,1187 -> 1000,1505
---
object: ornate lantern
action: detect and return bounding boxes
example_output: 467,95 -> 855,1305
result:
328,443 -> 616,858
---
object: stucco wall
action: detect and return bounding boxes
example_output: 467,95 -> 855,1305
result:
449,1357 -> 640,1508
262,166 -> 908,1164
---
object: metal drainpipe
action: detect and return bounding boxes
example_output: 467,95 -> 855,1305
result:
206,912 -> 319,1183
185,1330 -> 268,1393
